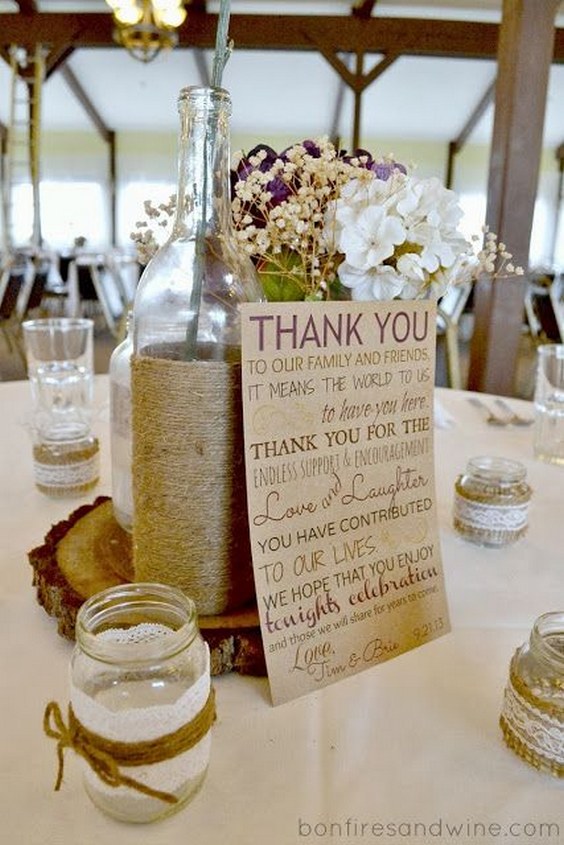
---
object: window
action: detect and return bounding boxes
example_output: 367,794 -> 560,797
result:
10,181 -> 107,251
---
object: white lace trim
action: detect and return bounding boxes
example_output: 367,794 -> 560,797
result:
454,492 -> 529,532
34,452 -> 99,487
71,643 -> 210,742
70,637 -> 212,800
501,678 -> 564,765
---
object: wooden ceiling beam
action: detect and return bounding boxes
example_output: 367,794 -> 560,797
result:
59,64 -> 113,144
352,1 -> 377,19
452,78 -> 496,153
15,0 -> 37,13
445,79 -> 496,187
45,44 -> 75,79
1,12 -> 562,61
468,0 -> 559,395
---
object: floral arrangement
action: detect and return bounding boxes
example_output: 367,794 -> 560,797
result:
133,135 -> 522,302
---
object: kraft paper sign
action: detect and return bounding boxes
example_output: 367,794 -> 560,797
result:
241,300 -> 450,705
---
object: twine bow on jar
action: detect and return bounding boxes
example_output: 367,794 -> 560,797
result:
43,689 -> 216,804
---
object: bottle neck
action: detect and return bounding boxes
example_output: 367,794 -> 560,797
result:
173,86 -> 233,238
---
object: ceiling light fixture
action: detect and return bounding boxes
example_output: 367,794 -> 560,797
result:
105,0 -> 187,63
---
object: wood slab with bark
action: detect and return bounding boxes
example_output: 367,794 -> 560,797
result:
28,496 -> 266,677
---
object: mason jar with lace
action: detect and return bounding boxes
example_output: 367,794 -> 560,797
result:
500,611 -> 564,777
453,456 -> 532,547
48,583 -> 214,823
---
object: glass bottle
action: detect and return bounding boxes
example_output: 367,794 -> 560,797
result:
131,86 -> 264,615
133,86 -> 264,357
109,312 -> 133,532
453,456 -> 532,547
70,583 -> 213,822
500,611 -> 564,778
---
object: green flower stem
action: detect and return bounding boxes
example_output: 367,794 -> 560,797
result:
212,0 -> 232,88
186,0 -> 233,358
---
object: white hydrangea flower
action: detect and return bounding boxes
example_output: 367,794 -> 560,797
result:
338,263 -> 406,301
336,205 -> 406,269
331,170 -> 475,301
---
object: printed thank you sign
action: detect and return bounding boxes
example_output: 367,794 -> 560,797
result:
241,300 -> 450,705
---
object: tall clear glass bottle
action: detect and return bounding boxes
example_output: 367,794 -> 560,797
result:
132,86 -> 264,615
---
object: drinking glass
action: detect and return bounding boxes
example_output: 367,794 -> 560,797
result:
22,317 -> 94,441
533,343 -> 564,465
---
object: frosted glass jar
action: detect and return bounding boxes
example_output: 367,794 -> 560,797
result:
70,583 -> 213,823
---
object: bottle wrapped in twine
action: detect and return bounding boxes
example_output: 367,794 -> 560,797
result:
131,353 -> 255,615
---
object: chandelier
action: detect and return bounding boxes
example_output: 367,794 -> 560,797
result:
105,1 -> 187,63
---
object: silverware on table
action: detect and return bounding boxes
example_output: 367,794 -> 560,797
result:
493,398 -> 534,427
467,396 -> 509,426
467,395 -> 534,427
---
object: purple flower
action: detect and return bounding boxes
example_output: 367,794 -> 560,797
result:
371,160 -> 408,178
266,176 -> 291,206
230,144 -> 279,200
301,139 -> 321,158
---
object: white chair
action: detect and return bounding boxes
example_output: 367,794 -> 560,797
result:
67,253 -> 124,338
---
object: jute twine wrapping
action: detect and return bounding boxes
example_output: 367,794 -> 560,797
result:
43,689 -> 216,804
131,353 -> 255,615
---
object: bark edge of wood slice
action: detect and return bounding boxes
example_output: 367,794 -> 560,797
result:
28,495 -> 266,677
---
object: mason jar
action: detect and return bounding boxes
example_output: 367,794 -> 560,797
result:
70,583 -> 213,823
453,456 -> 532,547
500,611 -> 564,777
33,433 -> 99,498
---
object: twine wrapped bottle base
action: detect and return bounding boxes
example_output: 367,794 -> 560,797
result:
131,353 -> 255,615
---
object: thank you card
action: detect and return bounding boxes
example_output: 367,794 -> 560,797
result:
241,300 -> 450,705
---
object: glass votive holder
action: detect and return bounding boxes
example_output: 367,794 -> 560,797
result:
22,317 -> 94,443
500,611 -> 564,777
453,456 -> 532,547
44,583 -> 214,823
32,434 -> 100,498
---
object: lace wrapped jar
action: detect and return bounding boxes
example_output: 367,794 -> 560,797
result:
500,611 -> 564,777
32,434 -> 99,498
69,583 -> 214,823
453,456 -> 532,547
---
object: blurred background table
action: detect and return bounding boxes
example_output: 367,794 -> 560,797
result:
0,378 -> 562,845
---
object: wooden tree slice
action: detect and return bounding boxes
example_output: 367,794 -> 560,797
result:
28,496 -> 266,677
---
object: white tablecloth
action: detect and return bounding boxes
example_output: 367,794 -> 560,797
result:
0,377 -> 562,845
